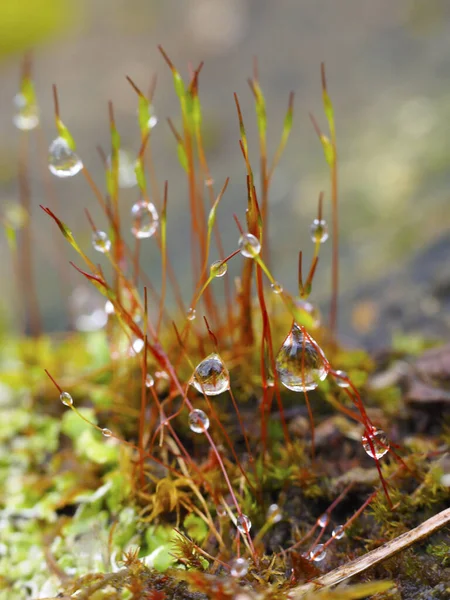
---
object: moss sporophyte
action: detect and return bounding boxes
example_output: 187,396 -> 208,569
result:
1,49 -> 449,600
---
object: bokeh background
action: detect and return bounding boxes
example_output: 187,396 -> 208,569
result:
1,0 -> 450,346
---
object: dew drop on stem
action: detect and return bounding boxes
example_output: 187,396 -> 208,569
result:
334,369 -> 350,388
102,428 -> 112,437
310,218 -> 329,243
332,525 -> 345,540
230,557 -> 249,577
131,201 -> 159,239
309,544 -> 326,562
48,137 -> 83,178
275,324 -> 329,392
238,233 -> 261,258
191,353 -> 230,396
188,409 -> 210,433
271,281 -> 283,294
267,504 -> 282,523
362,428 -> 390,459
317,513 -> 329,528
60,391 -> 73,406
187,308 -> 196,321
210,260 -> 227,278
236,514 -> 251,534
13,93 -> 39,131
92,230 -> 111,253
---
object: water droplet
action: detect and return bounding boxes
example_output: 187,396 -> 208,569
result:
105,300 -> 115,315
48,137 -> 83,178
191,353 -> 230,396
102,428 -> 112,437
216,504 -> 227,518
309,544 -> 326,562
145,374 -> 155,388
267,504 -> 282,523
295,298 -> 321,329
275,324 -> 329,392
230,557 -> 249,577
310,219 -> 329,244
236,514 -> 252,534
131,201 -> 159,239
210,260 -> 228,278
266,377 -> 275,388
362,428 -> 390,459
129,337 -> 145,356
60,391 -> 73,406
13,93 -> 39,131
332,525 -> 345,540
189,409 -> 210,433
271,281 -> 283,294
148,114 -> 158,129
238,233 -> 261,258
187,308 -> 196,321
334,370 -> 350,388
92,230 -> 111,253
107,149 -> 137,188
317,513 -> 329,528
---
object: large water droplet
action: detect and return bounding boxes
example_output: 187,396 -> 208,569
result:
238,233 -> 261,258
107,149 -> 138,188
210,260 -> 228,278
191,353 -> 230,396
92,230 -> 111,253
145,374 -> 155,388
230,557 -> 249,577
13,93 -> 39,131
362,428 -> 390,459
131,201 -> 159,239
48,137 -> 83,178
188,409 -> 210,433
309,544 -> 326,562
237,514 -> 252,534
310,219 -> 329,244
275,324 -> 329,392
60,391 -> 73,406
332,525 -> 345,540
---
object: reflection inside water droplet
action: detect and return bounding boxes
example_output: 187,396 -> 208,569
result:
275,324 -> 329,392
362,428 -> 390,459
48,137 -> 83,178
131,201 -> 159,239
188,409 -> 210,433
191,353 -> 230,396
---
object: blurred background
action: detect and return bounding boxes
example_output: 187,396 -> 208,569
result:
1,0 -> 450,346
